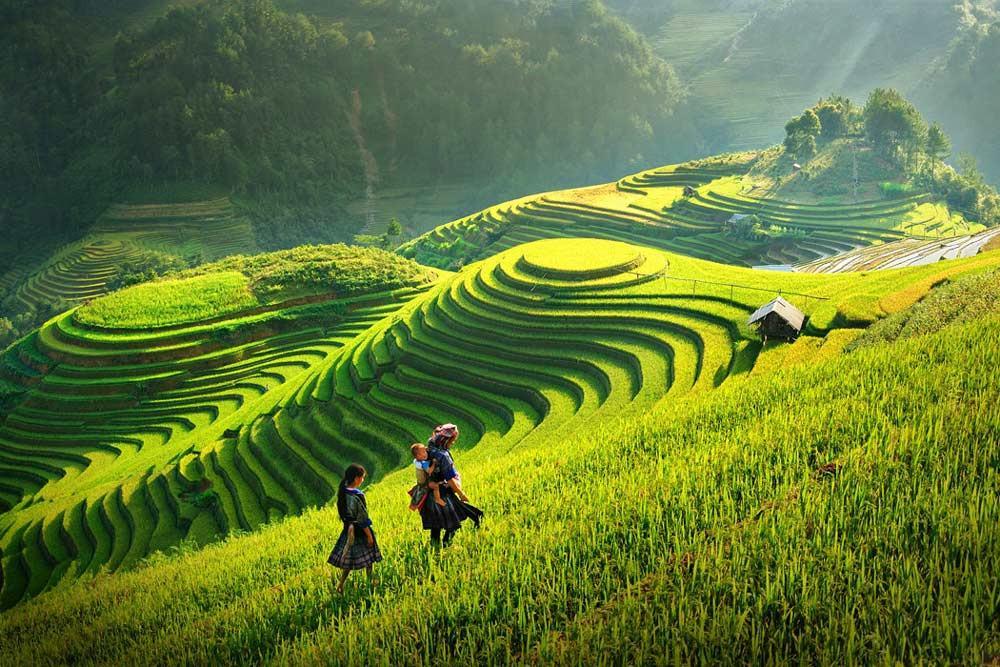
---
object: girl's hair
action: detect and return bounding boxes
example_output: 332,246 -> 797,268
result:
337,463 -> 367,522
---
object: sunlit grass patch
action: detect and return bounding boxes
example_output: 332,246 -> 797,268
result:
75,272 -> 257,329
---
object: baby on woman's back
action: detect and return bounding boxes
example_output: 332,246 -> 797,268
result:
408,443 -> 445,510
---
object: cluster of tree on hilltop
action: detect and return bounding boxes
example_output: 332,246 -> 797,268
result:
0,0 -> 682,268
780,90 -> 1000,226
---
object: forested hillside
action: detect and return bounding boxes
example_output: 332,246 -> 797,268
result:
0,0 -> 682,270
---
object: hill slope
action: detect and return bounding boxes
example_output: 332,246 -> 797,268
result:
0,254 -> 997,664
401,148 -> 981,271
0,245 -> 435,607
2,237 -> 999,609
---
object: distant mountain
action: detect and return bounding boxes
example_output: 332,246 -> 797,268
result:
608,0 -> 999,182
915,7 -> 1000,181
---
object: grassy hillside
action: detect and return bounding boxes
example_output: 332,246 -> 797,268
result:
0,196 -> 259,347
0,245 -> 436,607
401,148 -> 980,271
0,250 -> 997,663
2,237 -> 998,612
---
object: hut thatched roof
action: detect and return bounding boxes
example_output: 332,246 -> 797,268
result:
748,296 -> 805,331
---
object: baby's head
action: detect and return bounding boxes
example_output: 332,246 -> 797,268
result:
411,443 -> 428,461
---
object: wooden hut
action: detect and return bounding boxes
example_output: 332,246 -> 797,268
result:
748,296 -> 805,342
683,185 -> 697,197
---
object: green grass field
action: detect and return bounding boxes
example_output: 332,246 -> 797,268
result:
0,239 -> 997,663
1,235 -> 998,619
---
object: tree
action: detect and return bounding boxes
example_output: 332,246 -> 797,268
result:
815,96 -> 853,139
784,133 -> 817,159
926,123 -> 951,161
863,89 -> 928,164
786,109 -> 821,138
784,109 -> 822,158
726,214 -> 765,240
957,153 -> 985,189
386,218 -> 402,238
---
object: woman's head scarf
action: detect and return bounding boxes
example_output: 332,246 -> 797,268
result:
428,423 -> 459,448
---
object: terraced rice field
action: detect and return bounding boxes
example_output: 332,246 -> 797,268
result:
399,161 -> 762,268
0,250 -> 50,300
9,239 -> 146,312
305,238 -> 740,457
0,282 -> 430,607
3,198 -> 257,317
799,227 -> 1000,273
400,158 -> 976,271
651,10 -> 755,74
92,197 -> 256,261
1,239 -> 998,664
5,235 -> 998,610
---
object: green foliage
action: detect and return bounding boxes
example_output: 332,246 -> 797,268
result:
385,218 -> 402,244
915,14 -> 1000,182
926,122 -> 952,161
863,88 -> 928,165
725,214 -> 764,240
2,0 -> 685,258
814,96 -> 855,140
75,272 -> 258,329
878,181 -> 915,199
0,1 -> 111,248
848,269 -> 1000,351
111,1 -> 361,196
918,155 -> 1000,227
180,244 -> 431,300
783,109 -> 822,158
0,317 -> 14,350
787,108 -> 822,138
105,251 -> 190,292
242,197 -> 355,252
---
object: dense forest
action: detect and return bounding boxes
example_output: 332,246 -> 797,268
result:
0,0 -> 681,267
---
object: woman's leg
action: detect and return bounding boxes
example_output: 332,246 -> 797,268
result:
366,565 -> 378,588
430,528 -> 442,548
442,529 -> 457,547
336,568 -> 350,594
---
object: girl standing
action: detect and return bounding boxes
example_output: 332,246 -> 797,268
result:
327,463 -> 382,593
